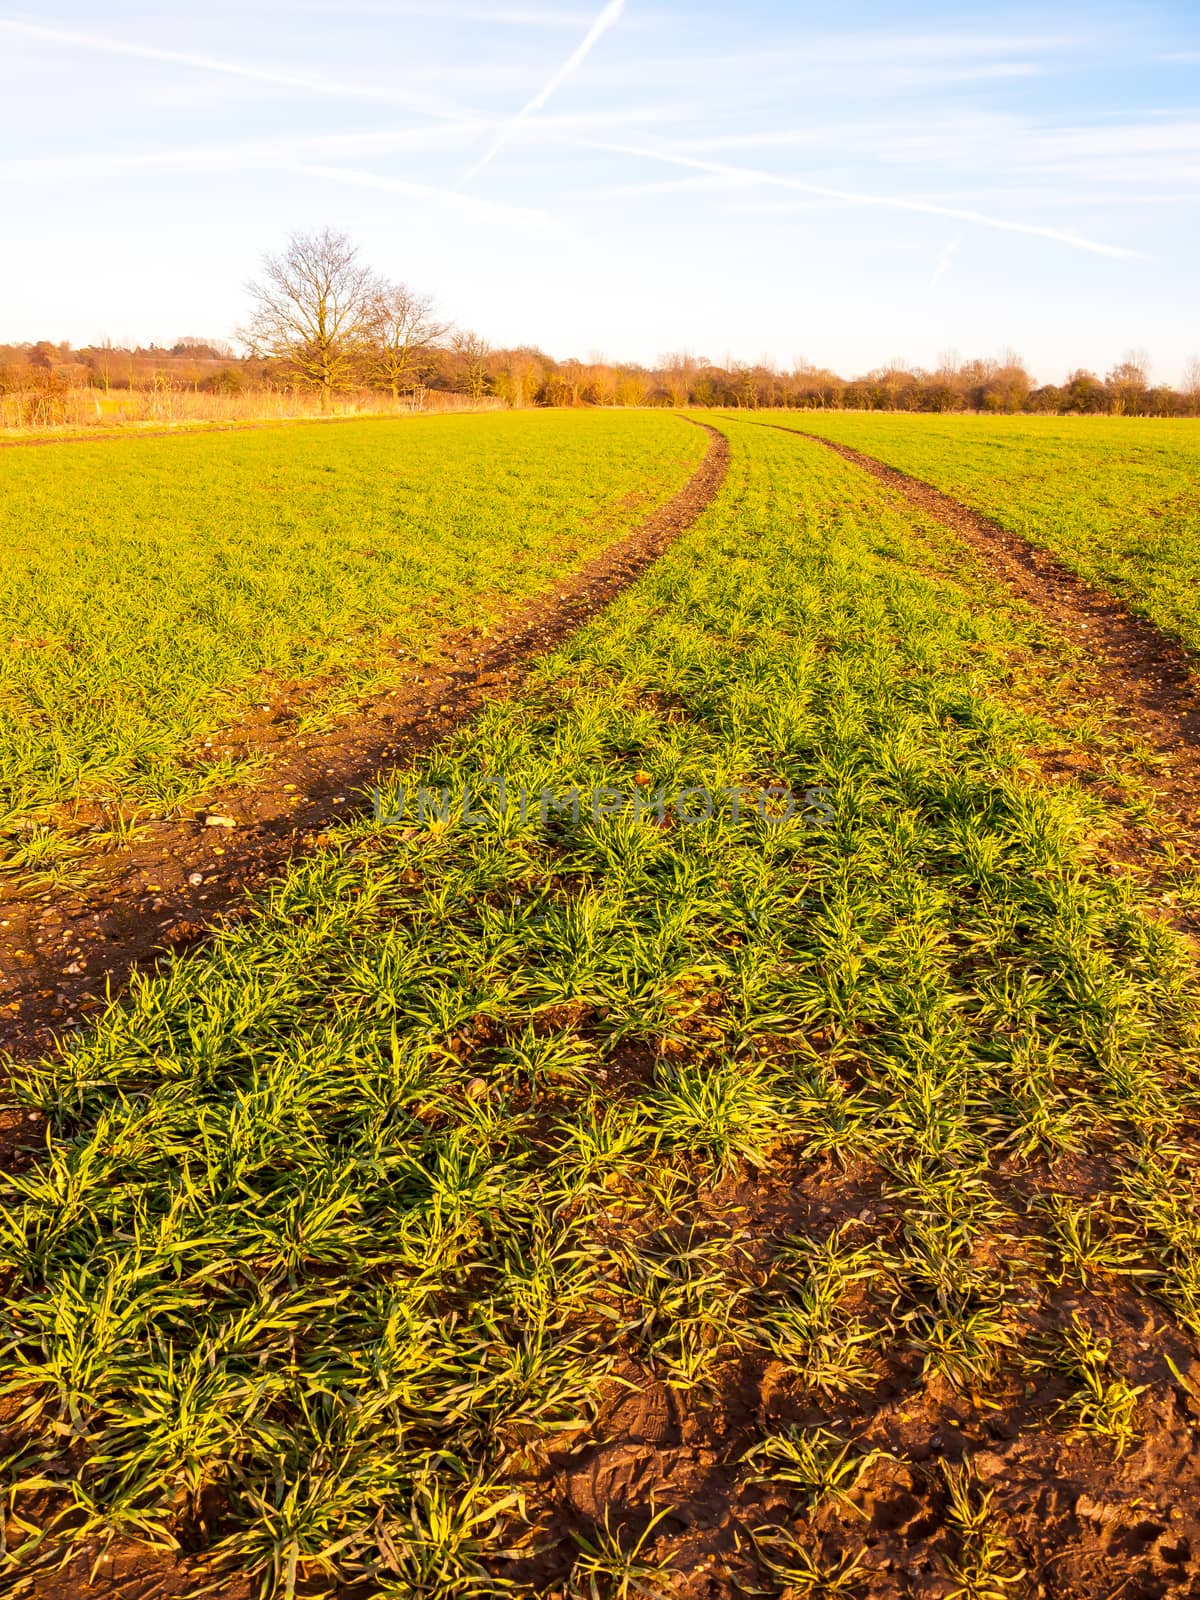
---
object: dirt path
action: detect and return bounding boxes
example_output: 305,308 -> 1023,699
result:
763,421 -> 1200,844
0,421 -> 729,1064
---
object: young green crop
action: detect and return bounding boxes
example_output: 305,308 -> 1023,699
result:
773,410 -> 1200,655
2,417 -> 1199,1594
0,411 -> 706,876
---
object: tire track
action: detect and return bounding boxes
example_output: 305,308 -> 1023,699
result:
0,420 -> 728,1066
754,418 -> 1200,848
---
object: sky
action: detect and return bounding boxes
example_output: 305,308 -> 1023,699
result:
1,0 -> 1198,382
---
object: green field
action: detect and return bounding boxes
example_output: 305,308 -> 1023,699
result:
0,412 -> 706,883
5,416 -> 1200,1595
775,411 -> 1200,655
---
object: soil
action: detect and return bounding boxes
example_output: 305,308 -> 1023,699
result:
17,1151 -> 1200,1600
0,422 -> 728,1067
510,1280 -> 1200,1600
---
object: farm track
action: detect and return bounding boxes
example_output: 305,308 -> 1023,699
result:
765,421 -> 1200,845
0,421 -> 729,1067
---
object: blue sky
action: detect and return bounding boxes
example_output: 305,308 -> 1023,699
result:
1,1 -> 1197,380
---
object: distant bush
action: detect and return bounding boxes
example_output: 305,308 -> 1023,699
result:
202,366 -> 247,395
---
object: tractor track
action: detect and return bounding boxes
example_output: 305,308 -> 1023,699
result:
0,421 -> 729,1070
761,419 -> 1200,850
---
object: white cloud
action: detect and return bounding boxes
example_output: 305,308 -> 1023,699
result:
0,136 -> 552,223
380,3 -> 603,21
283,1 -> 604,22
0,17 -> 468,120
291,163 -> 554,226
0,125 -> 493,182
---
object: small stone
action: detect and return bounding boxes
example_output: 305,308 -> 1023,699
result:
205,815 -> 237,829
465,1077 -> 488,1101
188,872 -> 205,887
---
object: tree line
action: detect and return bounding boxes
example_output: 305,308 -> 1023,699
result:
5,229 -> 1199,419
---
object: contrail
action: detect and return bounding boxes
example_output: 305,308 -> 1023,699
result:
0,125 -> 494,182
0,18 -> 468,121
592,139 -> 1146,261
458,0 -> 625,186
294,163 -> 553,226
930,233 -> 962,288
0,137 -> 551,224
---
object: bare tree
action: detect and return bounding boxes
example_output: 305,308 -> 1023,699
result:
1107,348 -> 1151,414
618,368 -> 647,406
587,361 -> 617,407
988,348 -> 1033,412
659,351 -> 699,408
241,228 -> 377,402
935,346 -> 961,382
558,358 -> 586,407
1183,355 -> 1200,400
95,336 -> 113,394
730,362 -> 760,409
510,348 -> 543,409
449,331 -> 491,402
368,283 -> 448,401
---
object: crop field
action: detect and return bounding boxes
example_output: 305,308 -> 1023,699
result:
779,412 -> 1200,657
0,412 -> 706,885
4,413 -> 1200,1598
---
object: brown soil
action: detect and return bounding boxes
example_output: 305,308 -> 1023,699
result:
510,1287 -> 1200,1600
0,422 -> 728,1066
486,1096 -> 1200,1600
781,424 -> 1200,846
18,1147 -> 1200,1600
